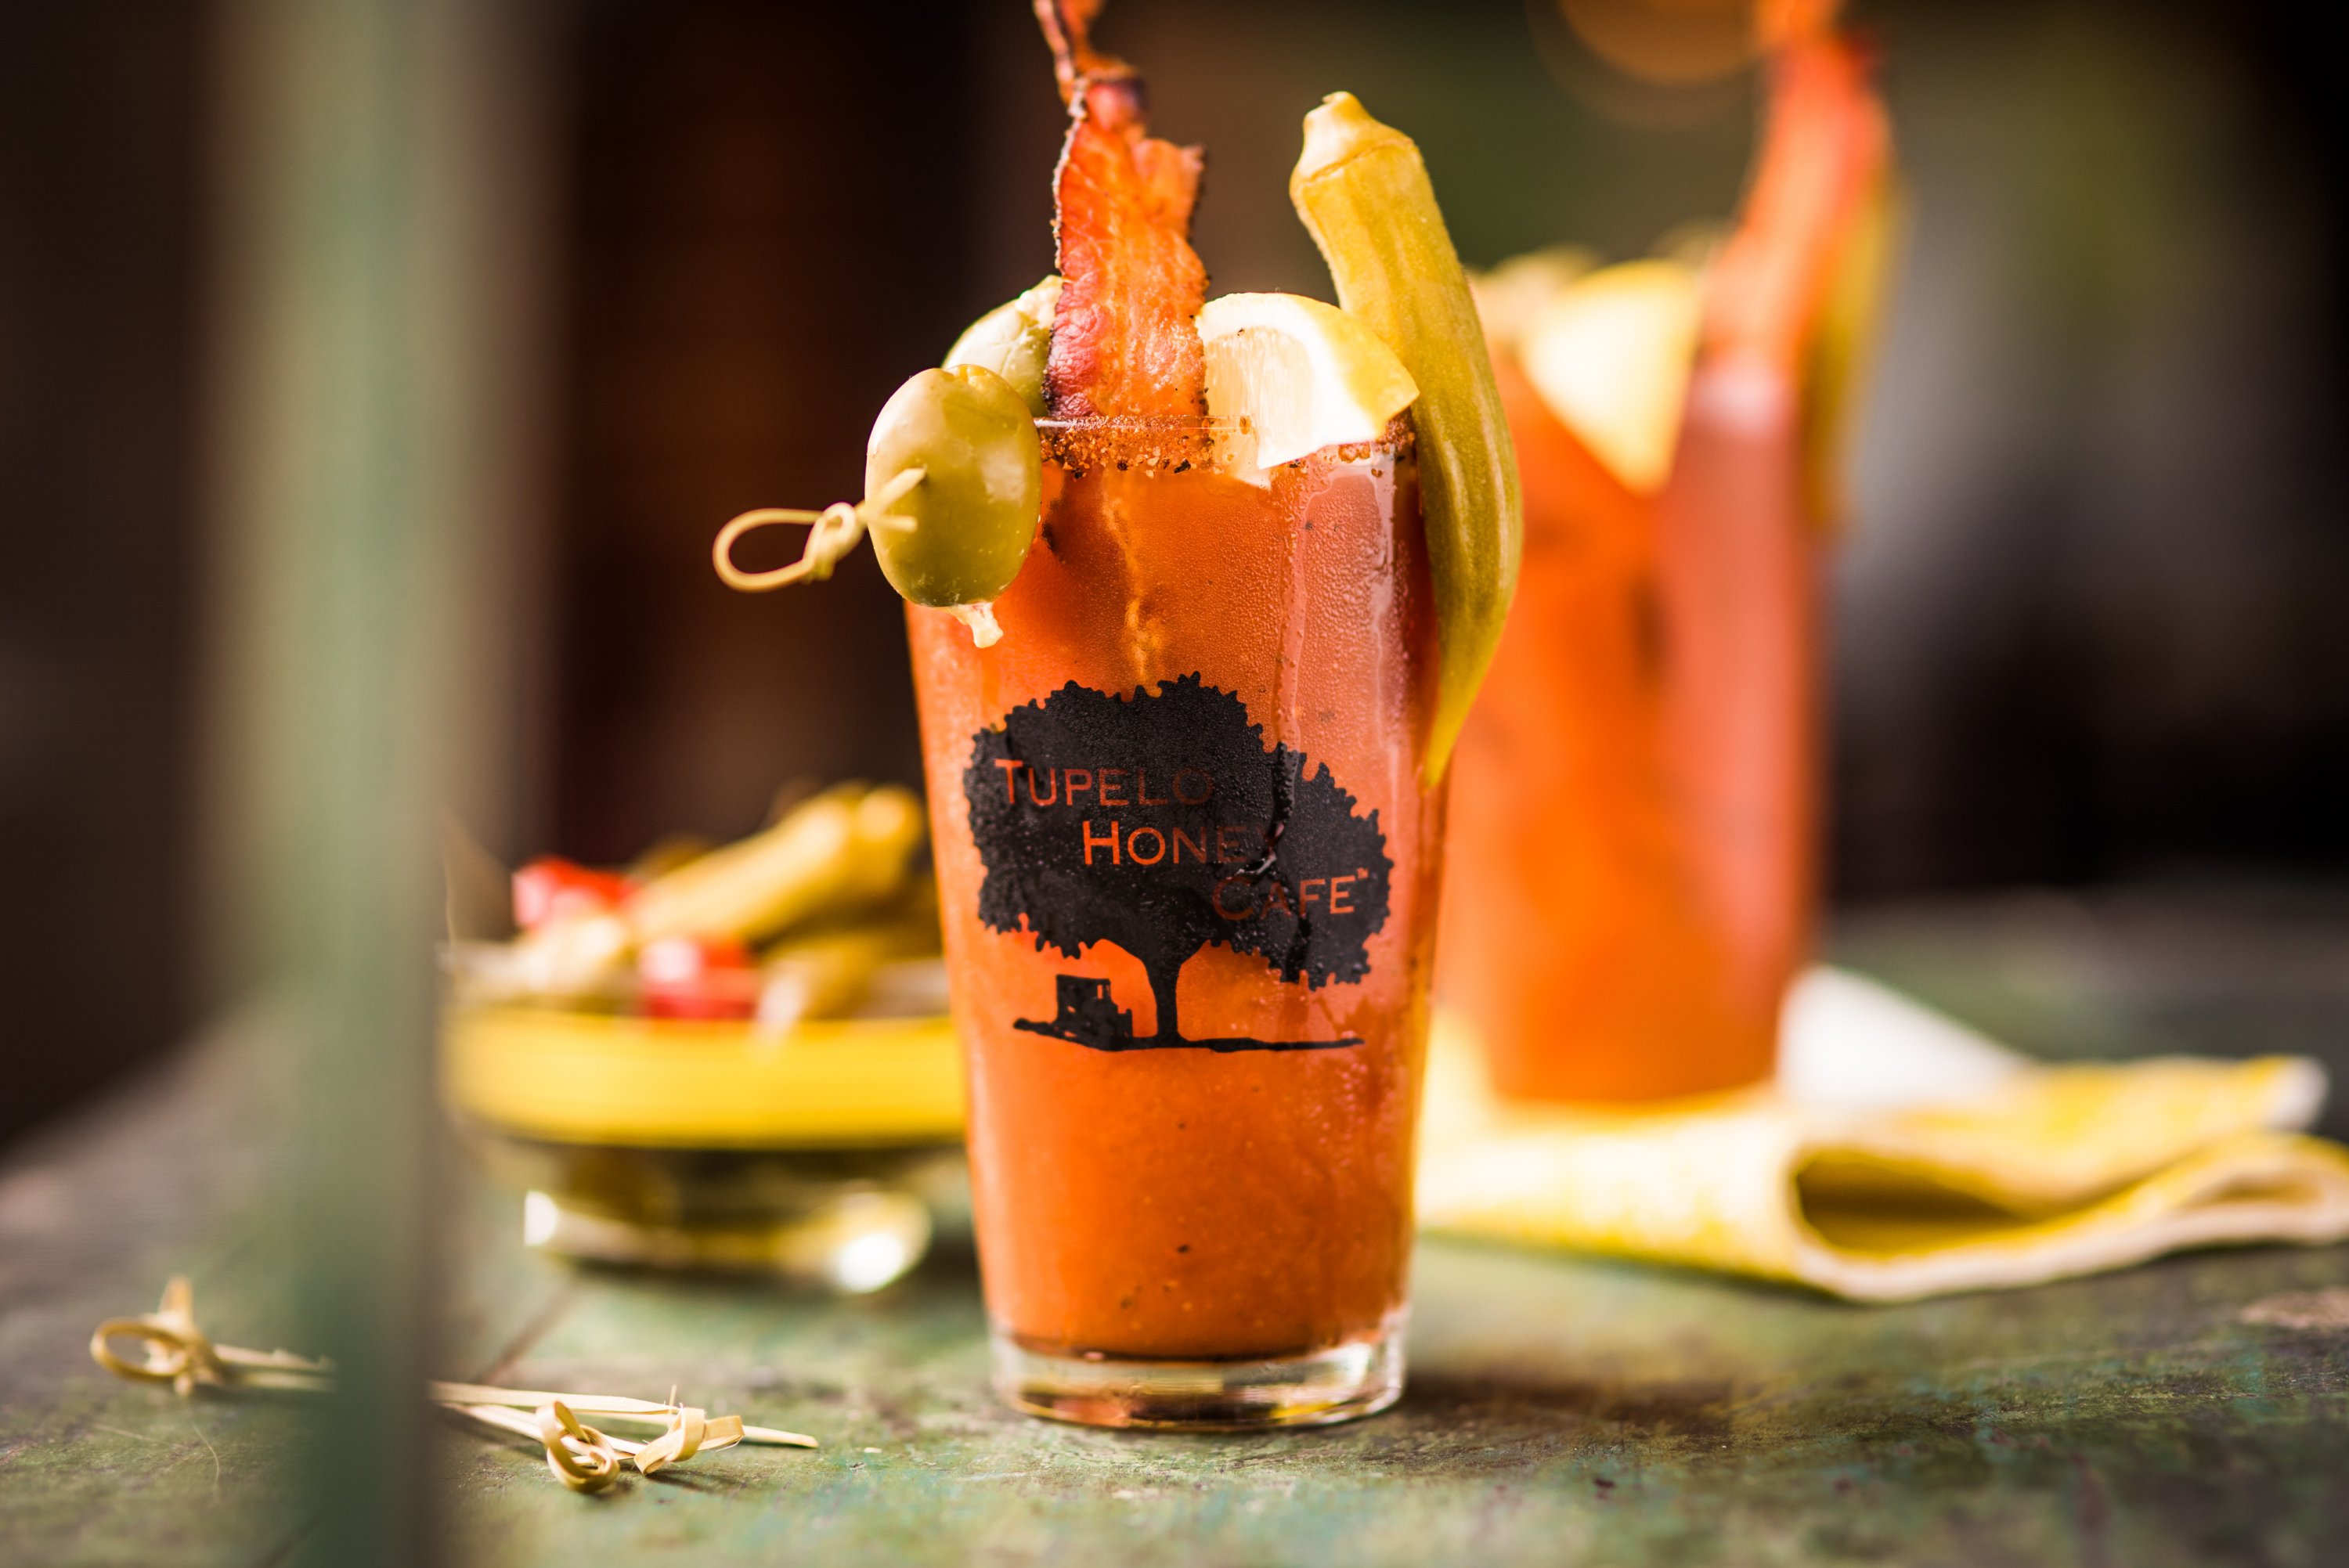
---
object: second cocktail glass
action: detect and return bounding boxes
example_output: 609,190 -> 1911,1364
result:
1442,18 -> 1890,1104
908,420 -> 1444,1427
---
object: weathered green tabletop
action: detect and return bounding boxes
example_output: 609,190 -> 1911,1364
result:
7,890 -> 2348,1566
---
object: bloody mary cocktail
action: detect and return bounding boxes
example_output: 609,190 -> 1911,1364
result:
910,421 -> 1443,1424
1440,25 -> 1890,1103
715,1 -> 1516,1426
1443,352 -> 1820,1102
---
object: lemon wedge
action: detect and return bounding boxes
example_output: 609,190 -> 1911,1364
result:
1469,244 -> 1597,349
1517,258 -> 1701,494
1197,292 -> 1418,475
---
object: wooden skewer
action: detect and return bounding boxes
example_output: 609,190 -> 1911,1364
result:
92,1278 -> 820,1489
423,1380 -> 810,1444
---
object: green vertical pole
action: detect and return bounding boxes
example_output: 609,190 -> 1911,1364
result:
206,1 -> 553,1560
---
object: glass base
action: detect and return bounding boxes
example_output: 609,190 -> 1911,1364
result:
469,1135 -> 958,1292
520,1183 -> 931,1292
991,1315 -> 1405,1430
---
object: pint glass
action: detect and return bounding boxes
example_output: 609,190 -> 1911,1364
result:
907,420 -> 1443,1428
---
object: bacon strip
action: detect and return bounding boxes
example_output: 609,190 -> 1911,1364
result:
1703,31 -> 1889,373
1033,0 -> 1117,102
1034,2 -> 1209,421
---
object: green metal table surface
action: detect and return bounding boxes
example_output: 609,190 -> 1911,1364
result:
5,889 -> 2348,1566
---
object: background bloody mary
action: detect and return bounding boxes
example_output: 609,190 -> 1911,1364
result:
1442,355 -> 1818,1102
1440,30 -> 1888,1104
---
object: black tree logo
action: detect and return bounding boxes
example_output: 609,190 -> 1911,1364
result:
963,674 -> 1391,1051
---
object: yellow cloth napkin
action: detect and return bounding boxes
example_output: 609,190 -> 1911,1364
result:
1418,968 -> 2349,1300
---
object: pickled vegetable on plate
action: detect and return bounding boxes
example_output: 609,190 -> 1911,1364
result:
472,783 -> 932,1011
636,935 -> 760,1022
511,856 -> 631,932
755,878 -> 944,1033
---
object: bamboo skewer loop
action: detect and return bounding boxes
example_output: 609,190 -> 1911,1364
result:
712,467 -> 926,592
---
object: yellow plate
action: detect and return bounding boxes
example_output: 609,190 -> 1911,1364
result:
441,1007 -> 965,1149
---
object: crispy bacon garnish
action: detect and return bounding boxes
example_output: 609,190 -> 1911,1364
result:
1752,0 -> 1841,54
1034,0 -> 1119,100
1034,1 -> 1209,423
1703,30 -> 1889,373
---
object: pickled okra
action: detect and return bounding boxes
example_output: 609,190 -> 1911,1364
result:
1289,92 -> 1522,784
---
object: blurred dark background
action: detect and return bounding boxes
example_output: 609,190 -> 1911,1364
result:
4,0 -> 2344,1147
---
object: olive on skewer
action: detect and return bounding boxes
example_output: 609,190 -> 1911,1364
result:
713,362 -> 1041,647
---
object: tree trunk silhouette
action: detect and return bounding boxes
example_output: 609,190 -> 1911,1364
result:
1141,951 -> 1186,1044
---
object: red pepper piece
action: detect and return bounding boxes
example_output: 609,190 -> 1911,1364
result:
1703,30 -> 1889,376
512,856 -> 632,932
636,935 -> 760,1022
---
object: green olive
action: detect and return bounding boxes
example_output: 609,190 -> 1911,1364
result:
942,276 -> 1061,416
864,364 -> 1041,608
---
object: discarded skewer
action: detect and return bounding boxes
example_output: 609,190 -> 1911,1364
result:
91,1278 -> 816,1492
